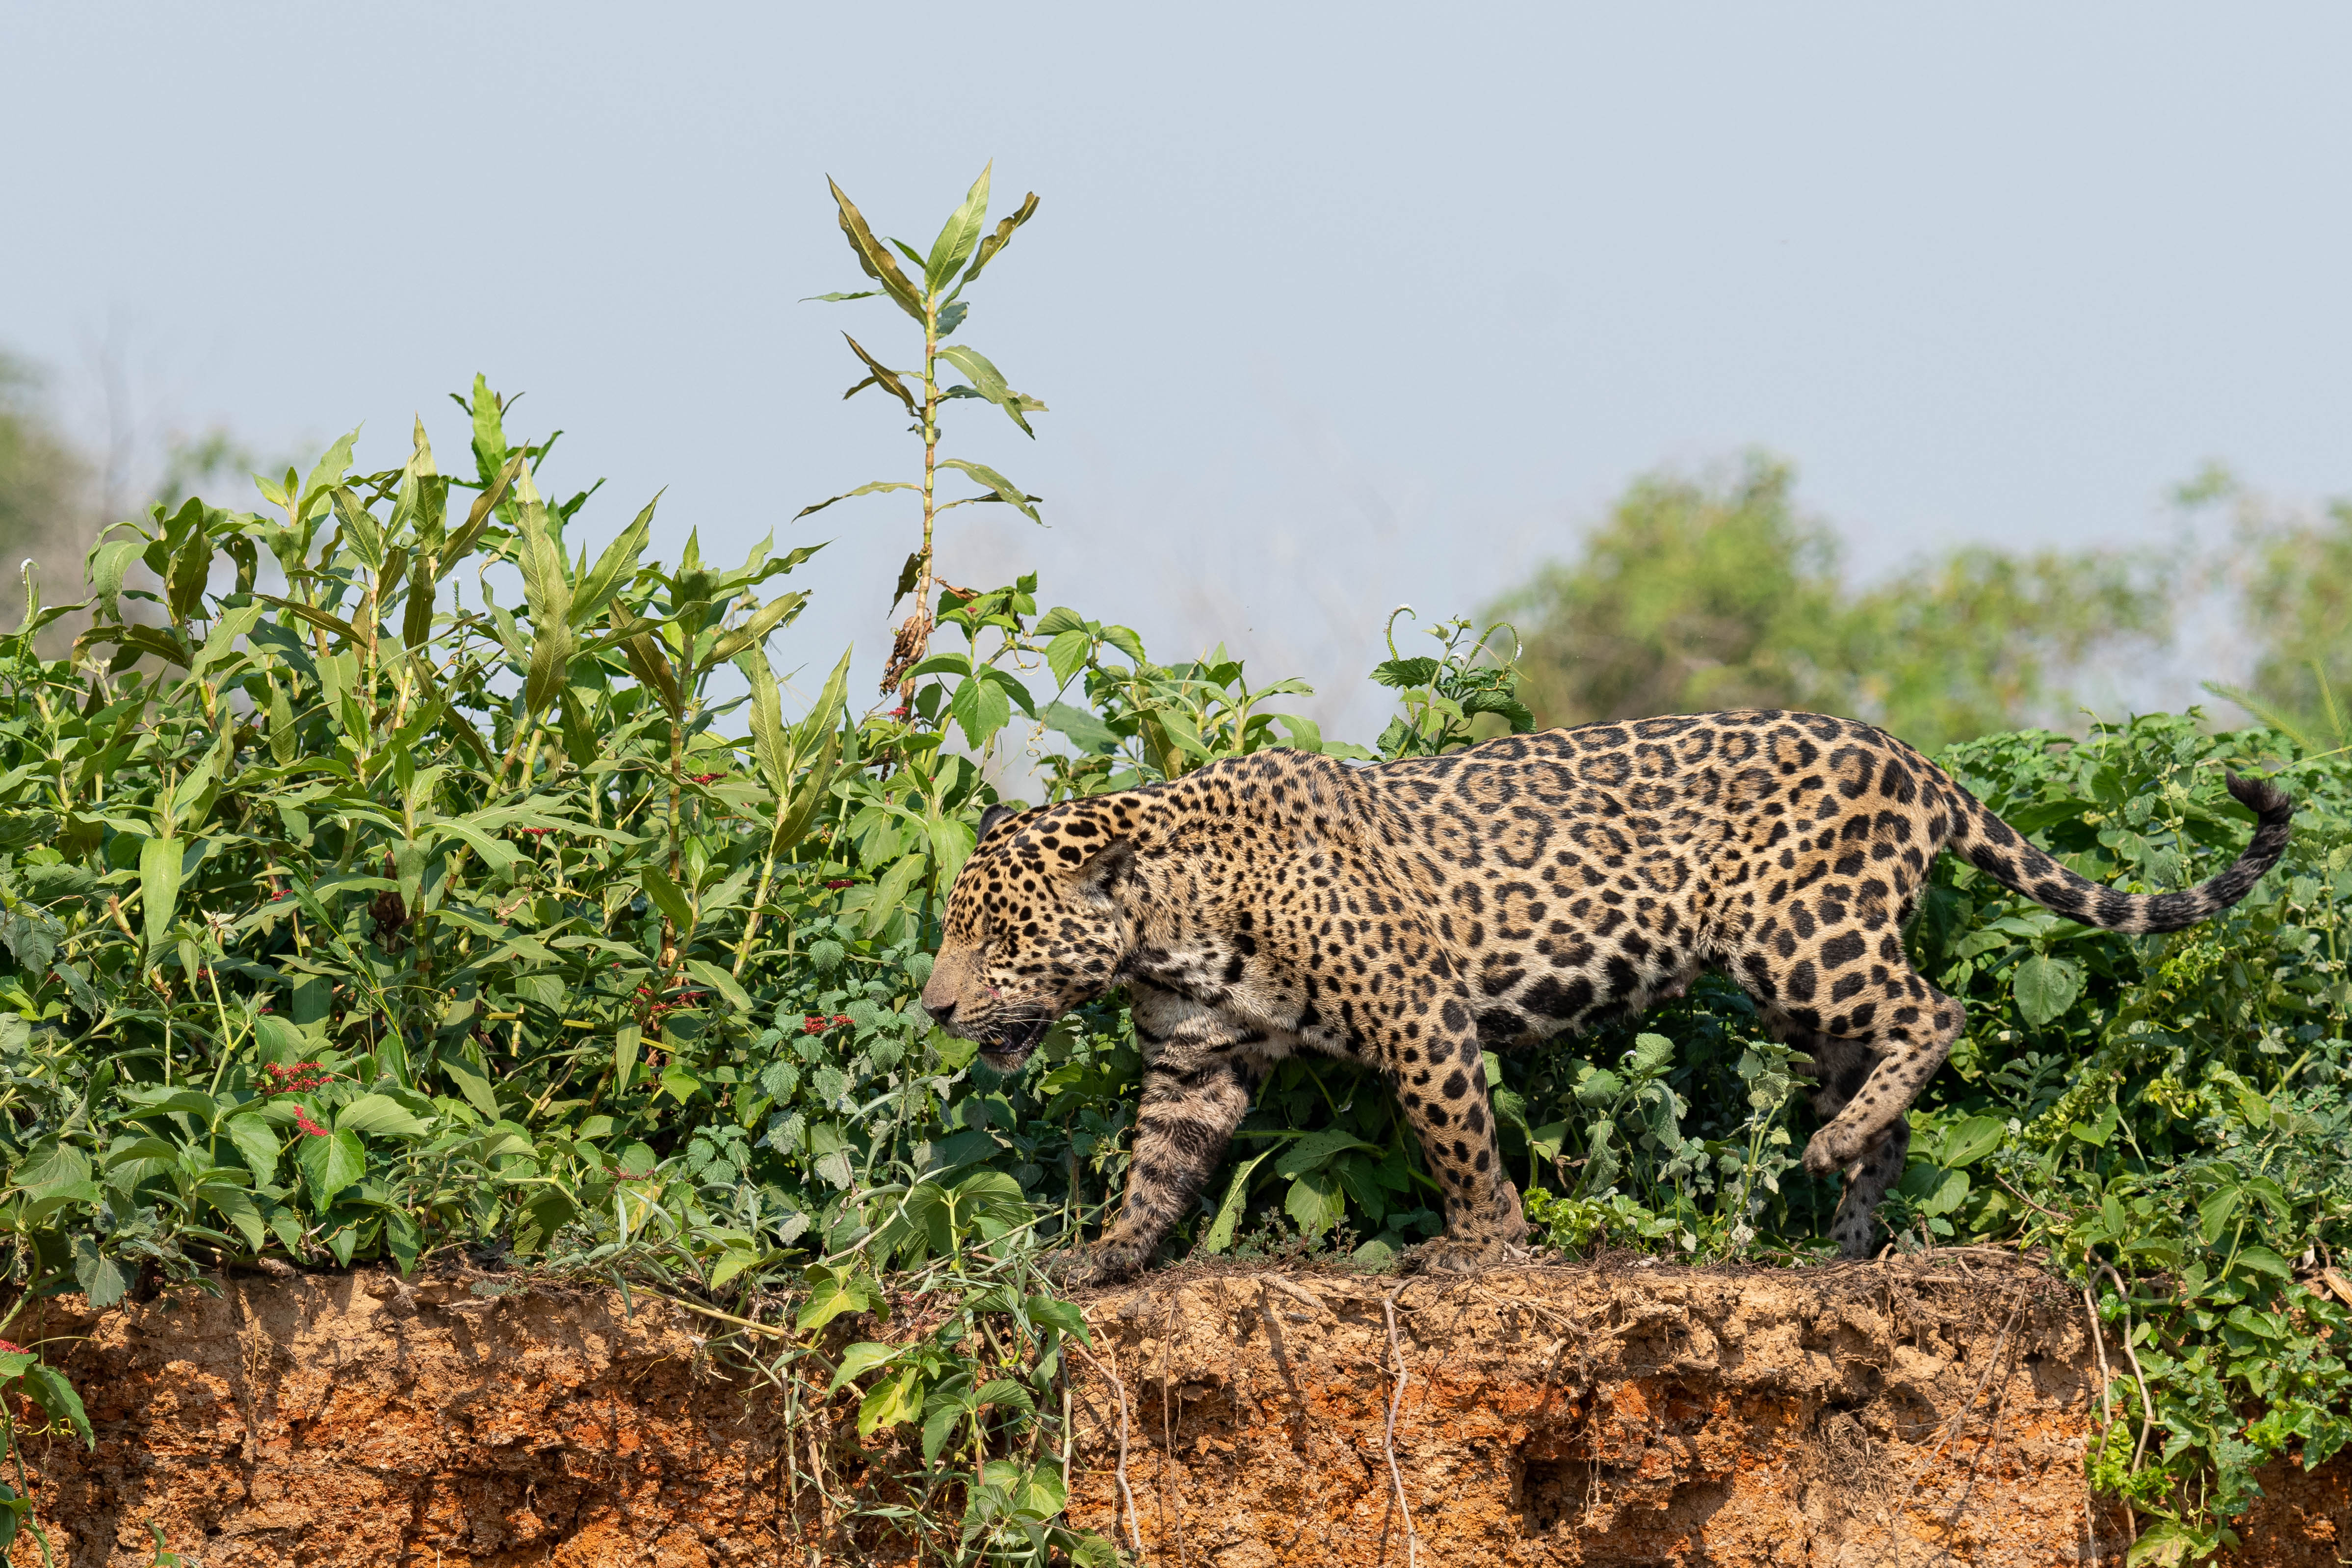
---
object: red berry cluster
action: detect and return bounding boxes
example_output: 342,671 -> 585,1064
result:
889,704 -> 911,720
634,985 -> 707,1027
688,772 -> 724,785
803,1014 -> 854,1035
261,1061 -> 329,1095
0,1340 -> 22,1355
824,879 -> 854,890
519,827 -> 554,837
292,1109 -> 330,1138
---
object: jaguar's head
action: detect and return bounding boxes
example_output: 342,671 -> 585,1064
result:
920,801 -> 1136,1071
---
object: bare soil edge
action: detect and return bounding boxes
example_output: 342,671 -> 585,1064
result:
2,1255 -> 2344,1566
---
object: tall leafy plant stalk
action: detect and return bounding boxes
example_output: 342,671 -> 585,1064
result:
798,164 -> 1045,704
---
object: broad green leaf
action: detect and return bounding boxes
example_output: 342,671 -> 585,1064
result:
207,1185 -> 267,1250
612,1023 -> 642,1086
924,163 -> 992,292
797,1264 -> 880,1333
2012,954 -> 2084,1028
1939,1115 -> 2008,1168
641,865 -> 695,930
1283,1169 -> 1346,1236
441,1058 -> 502,1122
25,1363 -> 92,1448
828,1340 -> 901,1393
683,959 -> 754,1015
337,1094 -> 433,1139
224,1114 -> 281,1184
298,1128 -> 367,1207
1042,699 -> 1119,755
138,835 -> 183,951
1272,1126 -> 1382,1178
858,1365 -> 925,1436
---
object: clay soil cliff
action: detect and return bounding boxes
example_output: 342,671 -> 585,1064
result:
6,1254 -> 2347,1566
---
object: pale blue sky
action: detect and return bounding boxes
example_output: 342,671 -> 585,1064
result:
5,4 -> 2347,733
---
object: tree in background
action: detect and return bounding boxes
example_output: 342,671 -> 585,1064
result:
1499,454 -> 2171,752
2195,466 -> 2352,752
0,353 -> 90,581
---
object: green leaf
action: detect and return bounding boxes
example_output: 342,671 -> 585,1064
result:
138,834 -> 183,952
858,1366 -> 926,1436
1272,1126 -> 1382,1178
962,190 -> 1039,285
938,459 -> 1041,523
25,1363 -> 92,1448
337,1094 -> 433,1139
2012,954 -> 2084,1028
683,959 -> 754,1015
793,479 -> 919,522
1201,1147 -> 1279,1254
938,344 -> 1045,437
224,1113 -> 281,1184
1283,1169 -> 1346,1236
1939,1115 -> 2007,1168
825,176 -> 927,321
797,1264 -> 880,1333
298,1128 -> 367,1208
925,163 -> 993,292
828,1340 -> 901,1393
442,1058 -> 502,1122
1042,700 -> 1118,756
701,591 -> 807,672
641,865 -> 696,931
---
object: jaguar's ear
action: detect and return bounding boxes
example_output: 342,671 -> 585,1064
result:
1071,837 -> 1135,907
977,803 -> 1019,841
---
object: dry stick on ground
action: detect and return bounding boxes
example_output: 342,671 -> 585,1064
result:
2082,1283 -> 2128,1549
1381,1282 -> 1421,1568
1070,1336 -> 1142,1555
2093,1263 -> 2159,1474
1160,1307 -> 1189,1568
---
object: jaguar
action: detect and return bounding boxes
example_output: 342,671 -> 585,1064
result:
919,710 -> 2293,1278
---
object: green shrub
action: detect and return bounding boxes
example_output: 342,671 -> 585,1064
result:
0,168 -> 2341,1564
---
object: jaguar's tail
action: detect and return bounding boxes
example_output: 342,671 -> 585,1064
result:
1941,771 -> 2294,935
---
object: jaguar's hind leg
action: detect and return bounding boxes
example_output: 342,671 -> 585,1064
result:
1770,1018 -> 1913,1258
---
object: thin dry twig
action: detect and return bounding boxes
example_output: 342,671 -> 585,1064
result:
2094,1263 -> 2158,1473
2082,1283 -> 2130,1546
1381,1281 -> 1420,1568
1070,1336 -> 1141,1555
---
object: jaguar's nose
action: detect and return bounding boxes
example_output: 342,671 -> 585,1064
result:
923,996 -> 956,1025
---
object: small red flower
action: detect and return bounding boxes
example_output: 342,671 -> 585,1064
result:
293,1109 -> 330,1138
890,705 -> 911,721
688,772 -> 723,785
273,889 -> 291,900
824,879 -> 854,890
0,1340 -> 25,1355
519,827 -> 554,837
803,1015 -> 827,1035
832,1014 -> 853,1029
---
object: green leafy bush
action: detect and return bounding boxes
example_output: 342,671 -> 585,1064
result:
0,166 -> 2342,1564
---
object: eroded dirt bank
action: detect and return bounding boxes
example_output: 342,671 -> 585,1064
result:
7,1257 -> 2346,1565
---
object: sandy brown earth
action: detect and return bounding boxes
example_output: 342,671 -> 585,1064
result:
3,1255 -> 2344,1565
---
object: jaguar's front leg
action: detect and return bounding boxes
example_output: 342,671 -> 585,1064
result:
1060,986 -> 1269,1285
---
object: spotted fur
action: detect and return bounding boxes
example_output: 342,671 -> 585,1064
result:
920,711 -> 2294,1276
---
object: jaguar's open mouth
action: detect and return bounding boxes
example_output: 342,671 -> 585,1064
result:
978,1017 -> 1050,1070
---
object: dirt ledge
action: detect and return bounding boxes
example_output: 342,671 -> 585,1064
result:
6,1256 -> 2346,1565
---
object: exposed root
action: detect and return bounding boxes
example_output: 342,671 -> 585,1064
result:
1070,1334 -> 1141,1555
1381,1281 -> 1420,1568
